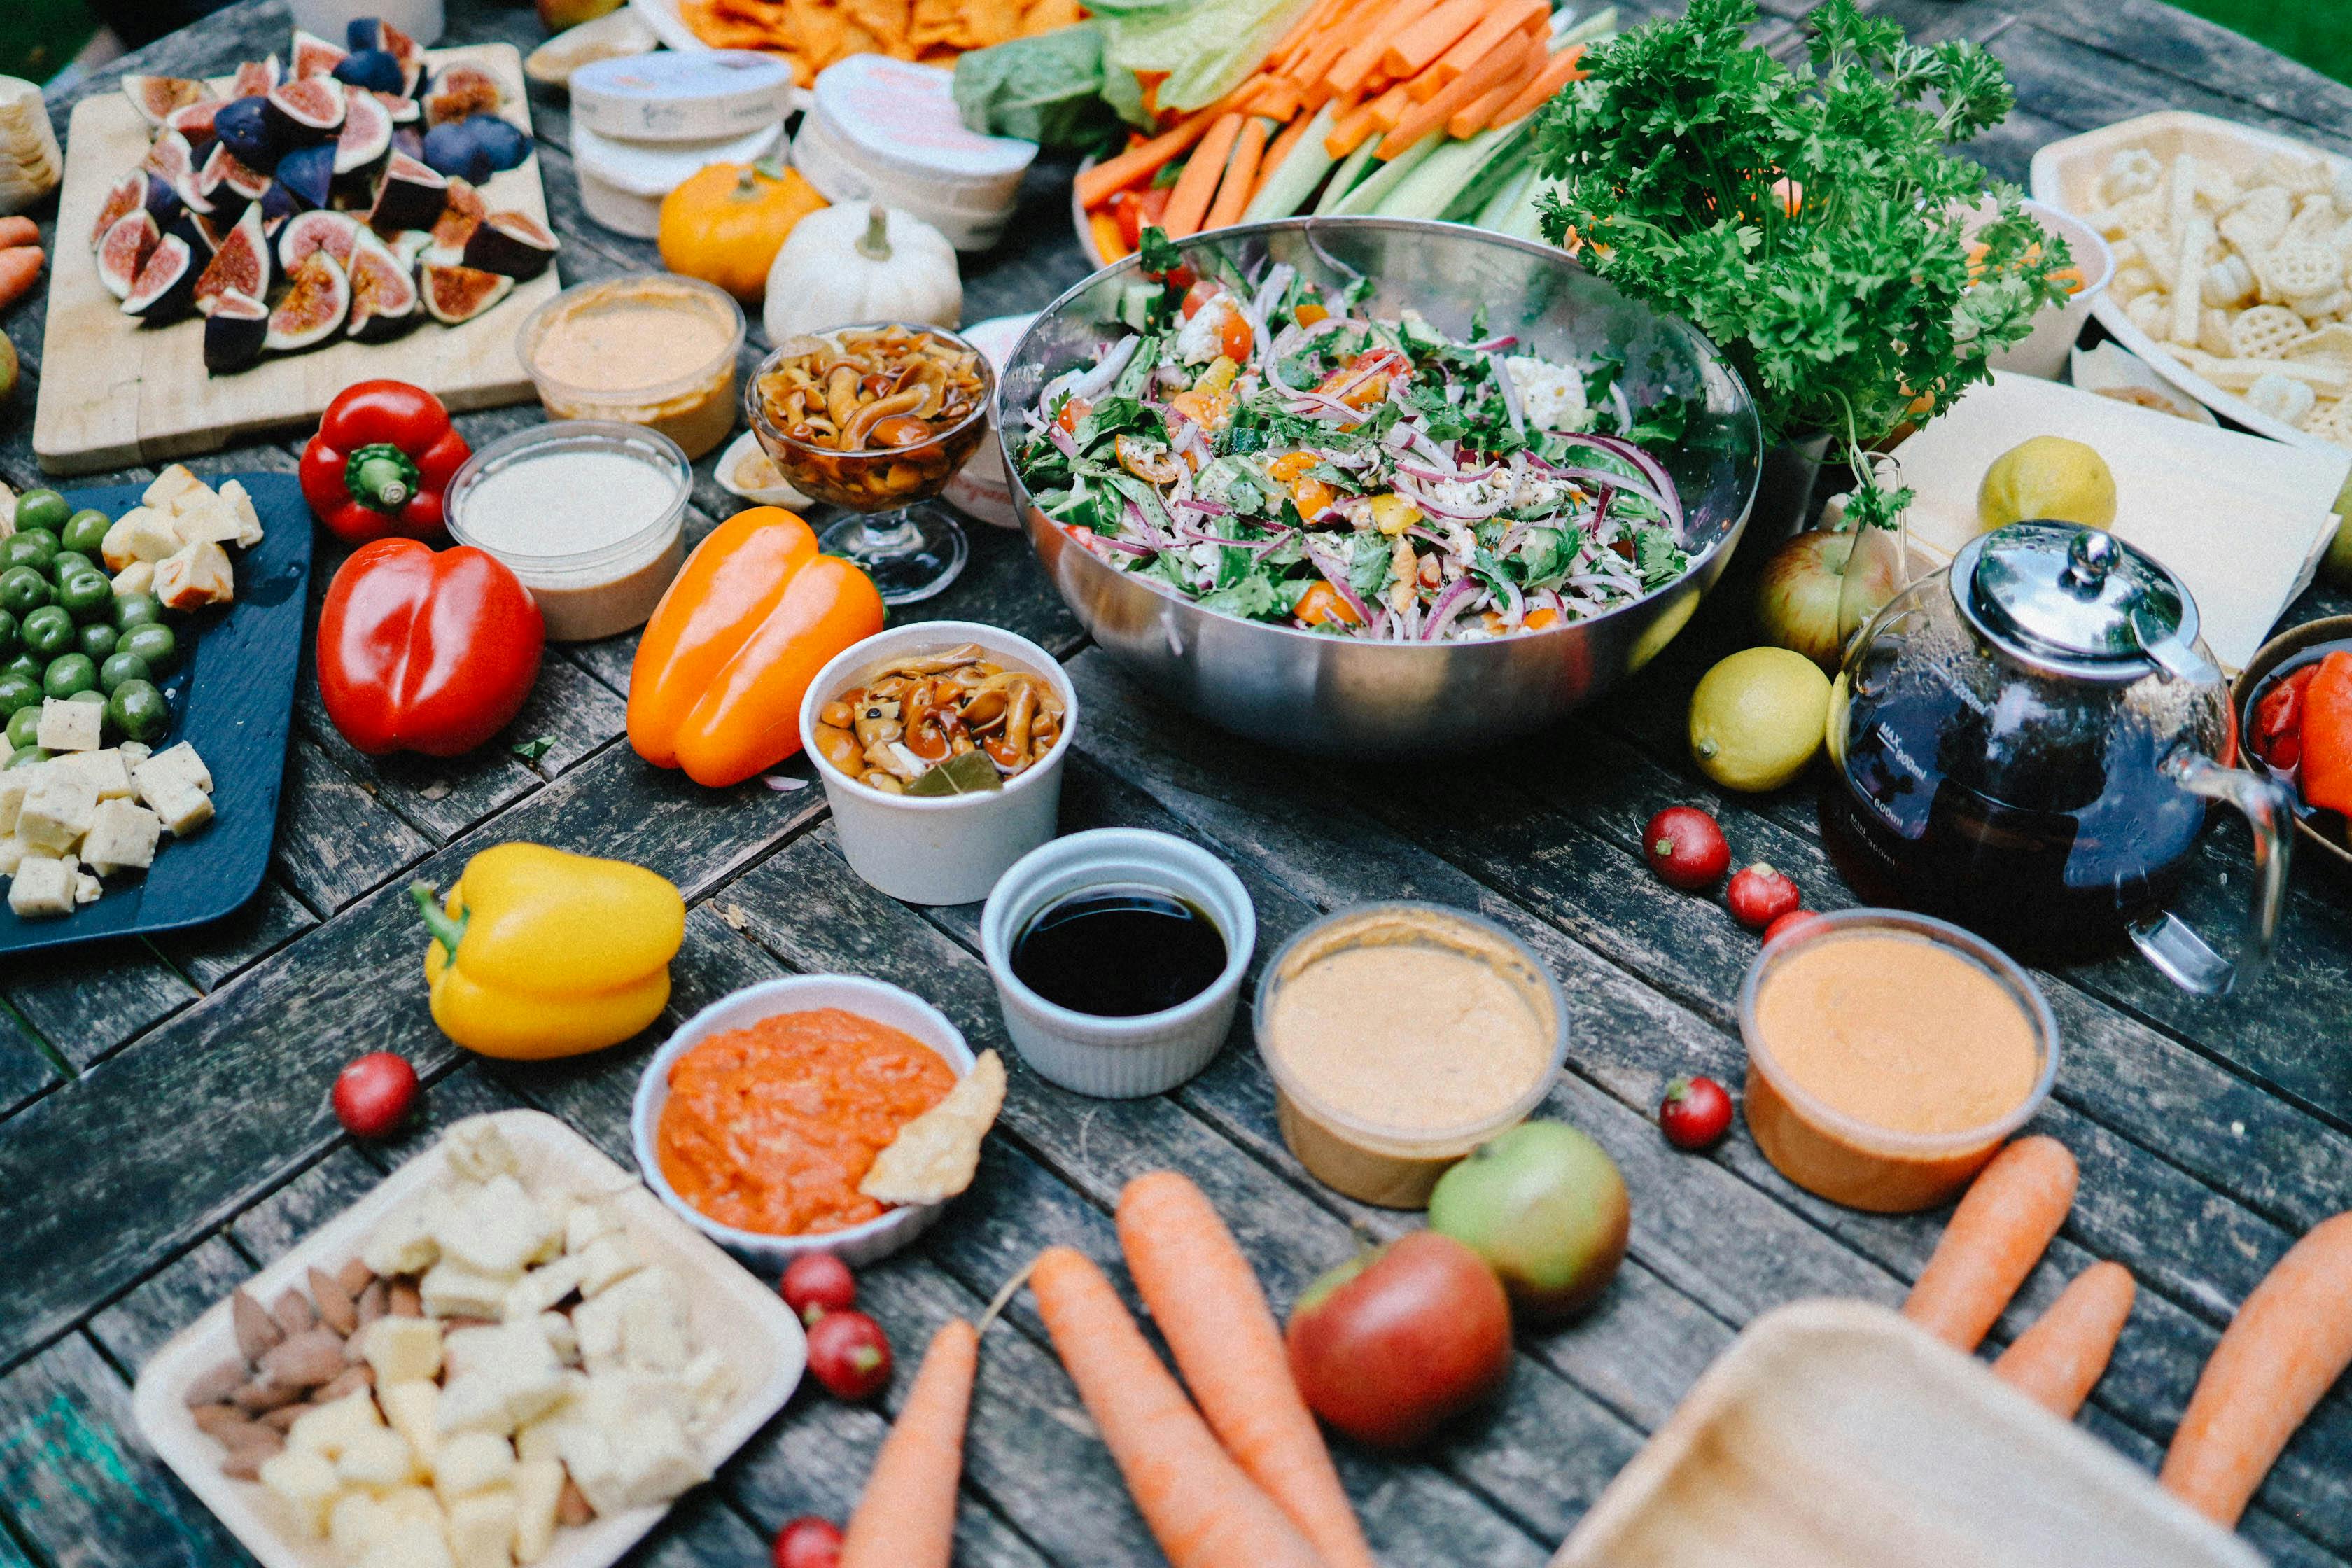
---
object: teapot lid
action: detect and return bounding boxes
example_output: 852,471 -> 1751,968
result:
1952,522 -> 2210,684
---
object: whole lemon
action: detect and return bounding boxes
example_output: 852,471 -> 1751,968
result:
1978,435 -> 2117,531
1689,648 -> 1833,793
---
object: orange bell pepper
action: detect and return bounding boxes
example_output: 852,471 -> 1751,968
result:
627,506 -> 885,787
2300,650 -> 2352,816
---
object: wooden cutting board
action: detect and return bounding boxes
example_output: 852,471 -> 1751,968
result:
33,42 -> 559,475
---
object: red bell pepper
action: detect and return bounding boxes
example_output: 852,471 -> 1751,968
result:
318,538 -> 545,757
300,380 -> 471,545
2300,651 -> 2352,816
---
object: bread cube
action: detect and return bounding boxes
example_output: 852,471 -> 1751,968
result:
219,479 -> 266,548
552,1420 -> 626,1518
360,1314 -> 446,1386
288,1389 -> 384,1459
34,697 -> 102,754
447,1486 -> 519,1568
80,798 -> 160,876
258,1448 -> 341,1537
110,560 -> 154,598
379,1379 -> 442,1471
155,540 -> 234,610
678,1350 -> 736,1432
337,1426 -> 420,1488
134,743 -> 214,836
444,1322 -> 556,1383
8,854 -> 74,918
143,463 -> 205,512
172,494 -> 244,547
430,1431 -> 516,1504
510,1459 -> 564,1564
375,1485 -> 445,1534
100,507 -> 183,571
443,1119 -> 522,1184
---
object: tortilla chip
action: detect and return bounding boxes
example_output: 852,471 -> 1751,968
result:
860,1049 -> 1007,1206
1021,0 -> 1083,36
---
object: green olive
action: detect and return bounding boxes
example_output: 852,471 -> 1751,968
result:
107,678 -> 169,745
98,650 -> 150,695
2,652 -> 36,682
0,565 -> 52,617
20,605 -> 72,659
61,508 -> 113,558
112,592 -> 163,631
58,572 -> 113,623
0,672 -> 34,718
6,746 -> 49,769
50,550 -> 96,583
121,622 -> 177,674
3,705 -> 37,751
0,608 -> 17,660
41,654 -> 97,701
3,528 -> 57,572
77,622 -> 118,664
13,489 -> 71,537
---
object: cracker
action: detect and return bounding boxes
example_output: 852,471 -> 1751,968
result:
2300,397 -> 2352,447
859,1049 -> 1007,1207
2289,323 -> 2352,366
2170,217 -> 2214,345
2201,253 -> 2256,308
2126,290 -> 2169,335
2192,356 -> 2349,393
2197,307 -> 2235,358
2246,371 -> 2317,424
2221,185 -> 2291,253
2259,149 -> 2332,197
2228,303 -> 2310,359
2269,243 -> 2344,304
2113,263 -> 2157,302
2102,148 -> 2162,204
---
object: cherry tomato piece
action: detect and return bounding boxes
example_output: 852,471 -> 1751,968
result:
806,1309 -> 893,1401
332,1052 -> 418,1138
1643,806 -> 1730,891
1218,308 -> 1253,363
1659,1074 -> 1734,1151
1726,862 -> 1801,929
1763,908 -> 1823,944
1056,396 -> 1091,434
780,1252 -> 857,1326
771,1516 -> 844,1568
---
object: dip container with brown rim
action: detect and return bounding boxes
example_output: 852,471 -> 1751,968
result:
517,274 -> 747,459
1254,902 -> 1567,1208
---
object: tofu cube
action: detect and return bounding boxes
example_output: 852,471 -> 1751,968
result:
443,1119 -> 521,1183
447,1486 -> 519,1568
258,1448 -> 342,1537
379,1379 -> 442,1471
142,463 -> 205,512
431,1431 -> 516,1504
502,1256 -> 582,1323
155,540 -> 235,610
360,1314 -> 446,1386
80,798 -> 160,876
287,1389 -> 383,1459
510,1459 -> 564,1564
421,1257 -> 517,1322
34,697 -> 102,754
359,1530 -> 456,1568
171,494 -> 244,547
219,479 -> 266,549
118,741 -> 150,764
100,507 -> 183,571
134,744 -> 214,836
573,1231 -> 640,1299
336,1426 -> 420,1488
7,854 -> 74,918
110,560 -> 154,598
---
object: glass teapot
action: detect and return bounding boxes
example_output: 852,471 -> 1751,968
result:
1820,522 -> 2291,995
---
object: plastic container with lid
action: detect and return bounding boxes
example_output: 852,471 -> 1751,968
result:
446,421 -> 691,643
572,118 -> 783,239
790,55 -> 1037,251
517,274 -> 746,460
571,50 -> 797,142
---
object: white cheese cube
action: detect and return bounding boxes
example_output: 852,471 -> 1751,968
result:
110,560 -> 154,598
443,1119 -> 522,1183
376,1485 -> 444,1534
379,1380 -> 441,1471
7,854 -> 74,918
34,698 -> 101,754
608,1408 -> 707,1509
363,1197 -> 442,1277
143,463 -> 204,512
258,1448 -> 342,1537
552,1420 -> 625,1518
118,741 -> 150,764
74,871 -> 100,905
329,1490 -> 389,1560
80,798 -> 160,875
360,1314 -> 445,1386
435,1368 -> 518,1438
0,766 -> 37,834
502,1256 -> 582,1324
447,1486 -> 519,1568
573,1232 -> 640,1299
0,836 -> 28,877
172,494 -> 244,547
421,1257 -> 514,1321
431,1431 -> 516,1504
434,1175 -> 560,1278
564,1200 -> 623,1256
510,1460 -> 564,1564
140,741 -> 212,792
17,771 -> 93,850
538,1312 -> 578,1368
155,540 -> 234,610
337,1426 -> 419,1488
678,1350 -> 736,1433
101,507 -> 183,570
444,1322 -> 557,1383
582,1371 -> 690,1429
50,748 -> 136,801
132,743 -> 213,836
574,1268 -> 691,1377
359,1529 -> 456,1568
219,479 -> 265,548
512,1373 -> 587,1464
288,1390 -> 384,1459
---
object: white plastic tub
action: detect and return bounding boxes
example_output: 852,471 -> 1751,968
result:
789,55 -> 1036,251
572,118 -> 783,239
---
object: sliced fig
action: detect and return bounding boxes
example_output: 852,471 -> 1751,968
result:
423,65 -> 501,128
424,176 -> 486,265
211,94 -> 276,169
346,228 -> 419,341
391,125 -> 425,164
332,49 -> 407,95
90,171 -> 148,251
462,210 -> 556,281
141,127 -> 197,183
421,120 -> 491,185
204,290 -> 271,372
334,86 -> 392,174
374,89 -> 421,125
265,251 -> 350,351
122,75 -> 211,127
198,141 -> 272,220
388,228 -> 433,269
274,142 -> 337,209
368,152 -> 447,233
230,55 -> 280,97
122,233 -> 199,321
192,211 -> 232,253
290,30 -> 349,80
419,262 -> 512,326
195,203 -> 272,316
346,16 -> 424,80
278,209 -> 360,274
265,78 -> 345,143
259,181 -> 298,236
97,210 -> 161,300
165,97 -> 223,145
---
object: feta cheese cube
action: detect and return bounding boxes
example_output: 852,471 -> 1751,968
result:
360,1314 -> 446,1386
143,463 -> 205,512
141,741 -> 212,792
34,697 -> 102,753
288,1389 -> 383,1458
100,507 -> 184,570
430,1431 -> 516,1503
447,1486 -> 519,1568
510,1459 -> 564,1564
155,540 -> 235,610
358,1529 -> 456,1568
74,871 -> 100,905
133,744 -> 213,836
171,494 -> 244,547
17,770 -> 93,850
219,479 -> 266,548
379,1380 -> 441,1470
80,798 -> 160,876
258,1448 -> 341,1537
435,1368 -> 517,1438
573,1231 -> 640,1298
7,854 -> 74,918
422,1257 -> 519,1322
0,837 -> 27,877
443,1119 -> 522,1183
110,560 -> 154,598
502,1256 -> 582,1323
0,766 -> 36,834
50,748 -> 136,801
336,1426 -> 419,1488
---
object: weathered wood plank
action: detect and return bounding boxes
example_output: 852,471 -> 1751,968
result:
85,1238 -> 251,1373
1988,18 -> 2352,157
3,938 -> 197,1071
272,736 -> 438,912
0,1005 -> 60,1119
153,879 -> 319,994
2019,0 -> 2352,137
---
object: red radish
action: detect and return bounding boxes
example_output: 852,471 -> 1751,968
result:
1658,1075 -> 1732,1151
772,1517 -> 844,1568
808,1310 -> 894,1400
783,1253 -> 857,1326
331,1052 -> 416,1138
1762,908 -> 1823,944
1726,863 -> 1800,928
1643,806 -> 1729,890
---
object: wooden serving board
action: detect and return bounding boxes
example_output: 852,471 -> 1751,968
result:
33,42 -> 559,475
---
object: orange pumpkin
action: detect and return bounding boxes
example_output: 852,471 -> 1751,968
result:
657,159 -> 828,304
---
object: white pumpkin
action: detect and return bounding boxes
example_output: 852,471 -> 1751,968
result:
762,203 -> 962,343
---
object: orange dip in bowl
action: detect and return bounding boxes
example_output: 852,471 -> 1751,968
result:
1740,910 -> 2057,1214
655,1007 -> 957,1236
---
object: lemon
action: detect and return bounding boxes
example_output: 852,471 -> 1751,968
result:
1689,648 -> 1833,793
1977,435 -> 2117,531
1825,669 -> 1850,771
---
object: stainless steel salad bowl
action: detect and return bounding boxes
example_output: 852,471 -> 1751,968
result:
996,217 -> 1763,755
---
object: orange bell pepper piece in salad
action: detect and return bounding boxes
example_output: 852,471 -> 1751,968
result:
2298,650 -> 2352,816
627,506 -> 885,788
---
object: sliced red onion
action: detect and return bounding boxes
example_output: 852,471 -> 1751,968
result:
1465,335 -> 1519,353
1396,461 -> 1497,485
1421,576 -> 1480,641
1405,526 -> 1451,550
1560,433 -> 1684,538
1392,473 -> 1511,521
1399,598 -> 1423,640
1534,588 -> 1565,617
1067,335 -> 1141,402
1287,391 -> 1366,423
1494,573 -> 1525,627
1174,496 -> 1231,515
1250,262 -> 1295,326
1497,519 -> 1531,556
1489,353 -> 1527,440
1303,542 -> 1373,626
1366,601 -> 1390,639
1086,533 -> 1156,557
1124,496 -> 1167,553
1046,422 -> 1080,461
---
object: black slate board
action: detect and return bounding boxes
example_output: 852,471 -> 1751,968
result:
0,472 -> 311,955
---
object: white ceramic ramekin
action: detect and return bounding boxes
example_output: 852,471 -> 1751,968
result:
633,974 -> 977,1270
799,622 -> 1076,906
980,828 -> 1256,1098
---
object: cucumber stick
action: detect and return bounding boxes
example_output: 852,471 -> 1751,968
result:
1243,103 -> 1339,222
1331,135 -> 1444,215
1472,162 -> 1536,231
1312,139 -> 1385,216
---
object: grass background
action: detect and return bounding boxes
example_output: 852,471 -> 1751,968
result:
2172,0 -> 2352,86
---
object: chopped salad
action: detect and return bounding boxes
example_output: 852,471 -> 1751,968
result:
1011,233 -> 1693,642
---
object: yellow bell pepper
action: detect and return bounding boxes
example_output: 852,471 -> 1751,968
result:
412,844 -> 685,1059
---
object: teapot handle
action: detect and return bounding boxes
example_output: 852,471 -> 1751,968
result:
2127,750 -> 2292,995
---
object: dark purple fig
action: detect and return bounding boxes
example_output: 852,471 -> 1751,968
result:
204,290 -> 271,372
122,75 -> 211,127
274,142 -> 337,209
290,30 -> 349,80
265,251 -> 351,351
265,78 -> 345,143
368,152 -> 447,234
195,202 -> 272,316
96,210 -> 162,300
419,262 -> 512,325
333,85 -> 392,174
259,180 -> 299,236
423,65 -> 500,128
421,120 -> 491,185
461,210 -> 556,281
346,16 -> 424,80
211,94 -> 277,169
277,209 -> 360,274
230,55 -> 280,97
122,233 -> 200,321
345,227 -> 420,341
89,171 -> 148,251
391,125 -> 424,164
466,115 -> 529,173
332,49 -> 407,95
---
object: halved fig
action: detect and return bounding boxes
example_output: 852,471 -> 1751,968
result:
368,152 -> 447,233
164,97 -> 223,145
230,55 -> 280,97
278,209 -> 360,274
388,228 -> 433,269
259,181 -> 299,236
195,203 -> 272,316
274,142 -> 337,209
374,89 -> 421,125
424,176 -> 486,265
90,172 -> 149,251
97,210 -> 162,300
462,210 -> 556,281
265,78 -> 345,143
419,262 -> 512,326
346,16 -> 424,84
346,228 -> 420,341
423,65 -> 501,128
198,141 -> 272,218
204,290 -> 271,372
265,251 -> 350,351
211,94 -> 277,168
122,233 -> 200,321
122,76 -> 211,127
141,127 -> 197,183
192,211 -> 232,253
290,29 -> 349,80
334,85 -> 392,174
391,124 -> 425,165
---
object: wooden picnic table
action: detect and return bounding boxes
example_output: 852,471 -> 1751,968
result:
6,0 -> 2352,1563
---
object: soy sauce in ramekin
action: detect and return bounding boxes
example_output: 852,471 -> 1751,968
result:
1011,885 -> 1226,1017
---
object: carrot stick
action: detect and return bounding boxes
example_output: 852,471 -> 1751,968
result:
1446,60 -> 1532,141
1490,43 -> 1590,128
1366,81 -> 1413,132
1077,97 -> 1236,209
1324,95 -> 1381,158
1162,113 -> 1245,237
1254,79 -> 1305,121
1266,0 -> 1344,71
1090,211 -> 1131,263
1203,118 -> 1271,232
0,247 -> 41,313
1256,108 -> 1321,190
1903,1137 -> 2078,1353
1324,0 -> 1438,100
0,217 -> 36,250
1378,33 -> 1530,158
1412,0 -> 1544,100
839,1319 -> 979,1568
1380,0 -> 1483,78
2162,1212 -> 2352,1526
1119,1173 -> 1378,1568
1030,1247 -> 1326,1568
1991,1261 -> 2135,1420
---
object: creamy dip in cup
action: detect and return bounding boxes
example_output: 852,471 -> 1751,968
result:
518,275 -> 746,458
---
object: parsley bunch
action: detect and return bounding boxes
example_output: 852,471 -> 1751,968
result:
1530,0 -> 2071,529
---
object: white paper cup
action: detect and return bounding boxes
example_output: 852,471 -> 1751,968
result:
631,974 -> 976,1268
980,829 -> 1256,1098
1975,197 -> 2114,381
800,622 -> 1076,905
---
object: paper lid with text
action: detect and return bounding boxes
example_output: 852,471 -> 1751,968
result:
572,50 -> 797,142
808,55 -> 1037,186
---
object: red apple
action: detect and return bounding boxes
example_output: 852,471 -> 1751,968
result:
1284,1231 -> 1513,1450
1756,527 -> 1900,673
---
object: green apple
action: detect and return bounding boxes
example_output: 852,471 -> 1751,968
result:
1427,1120 -> 1630,1324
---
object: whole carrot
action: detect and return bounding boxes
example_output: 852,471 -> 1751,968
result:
0,246 -> 41,313
1903,1136 -> 2078,1352
0,217 -> 37,249
1993,1261 -> 2135,1420
1119,1172 -> 1377,1568
840,1318 -> 979,1568
1030,1247 -> 1327,1568
2162,1212 -> 2352,1526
